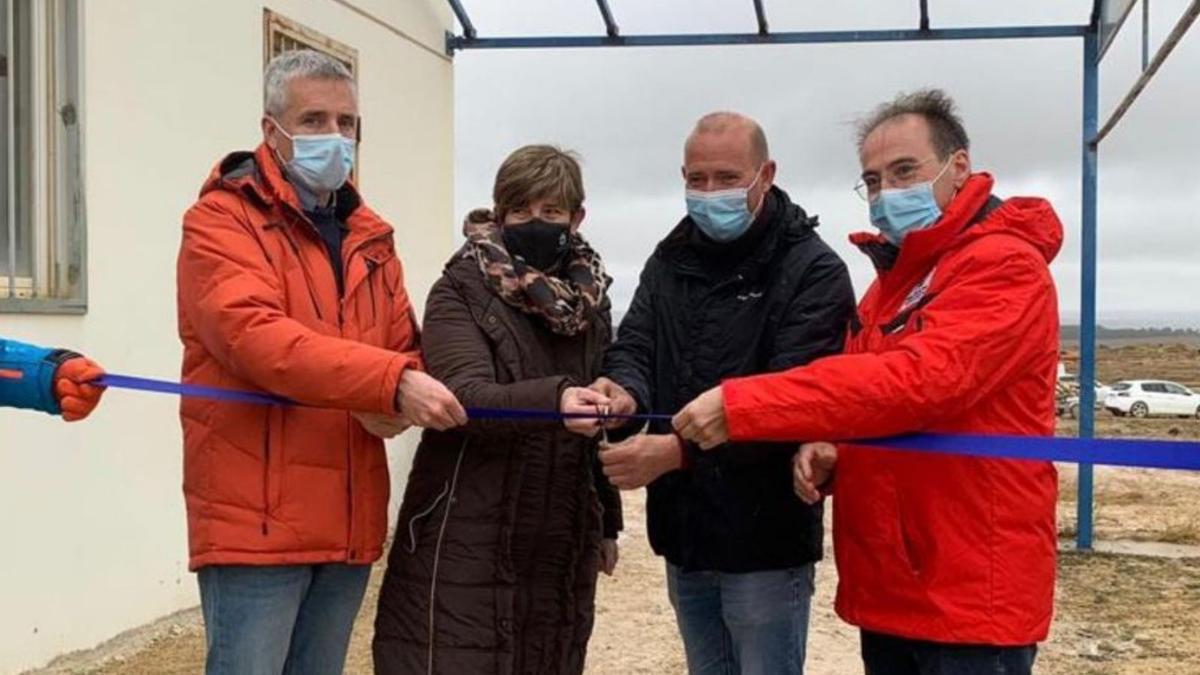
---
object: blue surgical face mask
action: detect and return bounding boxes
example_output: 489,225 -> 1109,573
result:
685,168 -> 764,243
270,118 -> 356,194
869,160 -> 952,246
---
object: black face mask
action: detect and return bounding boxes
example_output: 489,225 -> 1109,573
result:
502,219 -> 572,272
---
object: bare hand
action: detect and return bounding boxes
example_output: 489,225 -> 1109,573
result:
672,386 -> 729,450
354,412 -> 411,440
600,434 -> 683,490
589,377 -> 637,427
395,369 -> 468,431
793,442 -> 838,504
560,387 -> 612,437
600,538 -> 619,576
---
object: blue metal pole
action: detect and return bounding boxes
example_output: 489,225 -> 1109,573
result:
446,0 -> 477,40
595,0 -> 620,38
753,0 -> 769,35
446,24 -> 1089,52
1077,27 -> 1100,552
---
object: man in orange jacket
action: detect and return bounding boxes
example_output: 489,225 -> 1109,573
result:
177,49 -> 466,675
675,89 -> 1060,674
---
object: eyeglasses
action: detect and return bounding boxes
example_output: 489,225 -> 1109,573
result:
854,156 -> 940,201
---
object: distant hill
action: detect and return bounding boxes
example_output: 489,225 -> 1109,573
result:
613,313 -> 1200,346
1061,325 -> 1200,345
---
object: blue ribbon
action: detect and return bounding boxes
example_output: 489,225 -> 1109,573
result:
95,373 -> 1200,470
94,374 -> 672,422
868,433 -> 1200,471
459,406 -> 673,422
98,374 -> 292,407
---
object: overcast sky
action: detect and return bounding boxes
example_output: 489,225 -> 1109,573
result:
450,0 -> 1200,328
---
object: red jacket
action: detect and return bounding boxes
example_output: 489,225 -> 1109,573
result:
177,144 -> 420,570
722,174 -> 1061,645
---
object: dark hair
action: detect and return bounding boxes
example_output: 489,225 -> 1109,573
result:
856,88 -> 970,159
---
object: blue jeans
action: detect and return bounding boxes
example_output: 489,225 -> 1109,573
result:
666,562 -> 815,675
198,564 -> 371,675
861,630 -> 1038,675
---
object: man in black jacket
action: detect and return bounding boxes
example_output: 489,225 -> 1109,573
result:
592,112 -> 855,675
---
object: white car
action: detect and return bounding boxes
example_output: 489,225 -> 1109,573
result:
1058,373 -> 1112,407
1104,380 -> 1200,419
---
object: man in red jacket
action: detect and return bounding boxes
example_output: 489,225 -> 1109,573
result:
674,89 -> 1061,674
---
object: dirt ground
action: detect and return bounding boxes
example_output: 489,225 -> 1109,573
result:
33,344 -> 1200,674
57,489 -> 1200,675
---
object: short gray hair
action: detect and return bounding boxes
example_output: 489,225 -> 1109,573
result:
263,49 -> 356,117
856,89 -> 970,159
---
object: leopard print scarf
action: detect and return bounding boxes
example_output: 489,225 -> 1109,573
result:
462,209 -> 611,337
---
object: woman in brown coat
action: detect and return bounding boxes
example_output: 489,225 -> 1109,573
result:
373,145 -> 622,675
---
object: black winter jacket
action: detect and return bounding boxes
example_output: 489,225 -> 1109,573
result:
603,186 -> 855,572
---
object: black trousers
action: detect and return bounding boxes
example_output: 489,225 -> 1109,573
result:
861,630 -> 1038,675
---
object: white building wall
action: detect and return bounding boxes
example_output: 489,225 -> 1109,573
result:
0,1 -> 453,671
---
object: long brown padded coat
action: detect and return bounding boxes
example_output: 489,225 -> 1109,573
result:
373,251 -> 623,675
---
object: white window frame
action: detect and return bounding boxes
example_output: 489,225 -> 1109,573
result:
1,0 -> 85,314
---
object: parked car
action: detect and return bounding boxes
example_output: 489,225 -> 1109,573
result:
1104,380 -> 1200,418
1056,395 -> 1081,419
1058,372 -> 1112,407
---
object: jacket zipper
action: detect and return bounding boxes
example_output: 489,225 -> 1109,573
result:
267,214 -> 394,555
366,259 -> 378,324
345,407 -> 354,559
289,219 -> 393,560
261,407 -> 272,535
269,222 -> 325,322
339,269 -> 353,559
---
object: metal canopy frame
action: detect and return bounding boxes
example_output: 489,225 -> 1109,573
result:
443,0 -> 1200,551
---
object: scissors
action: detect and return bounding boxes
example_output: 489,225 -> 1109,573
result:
596,403 -> 612,447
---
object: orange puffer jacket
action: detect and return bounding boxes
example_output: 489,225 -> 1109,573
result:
177,144 -> 420,570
